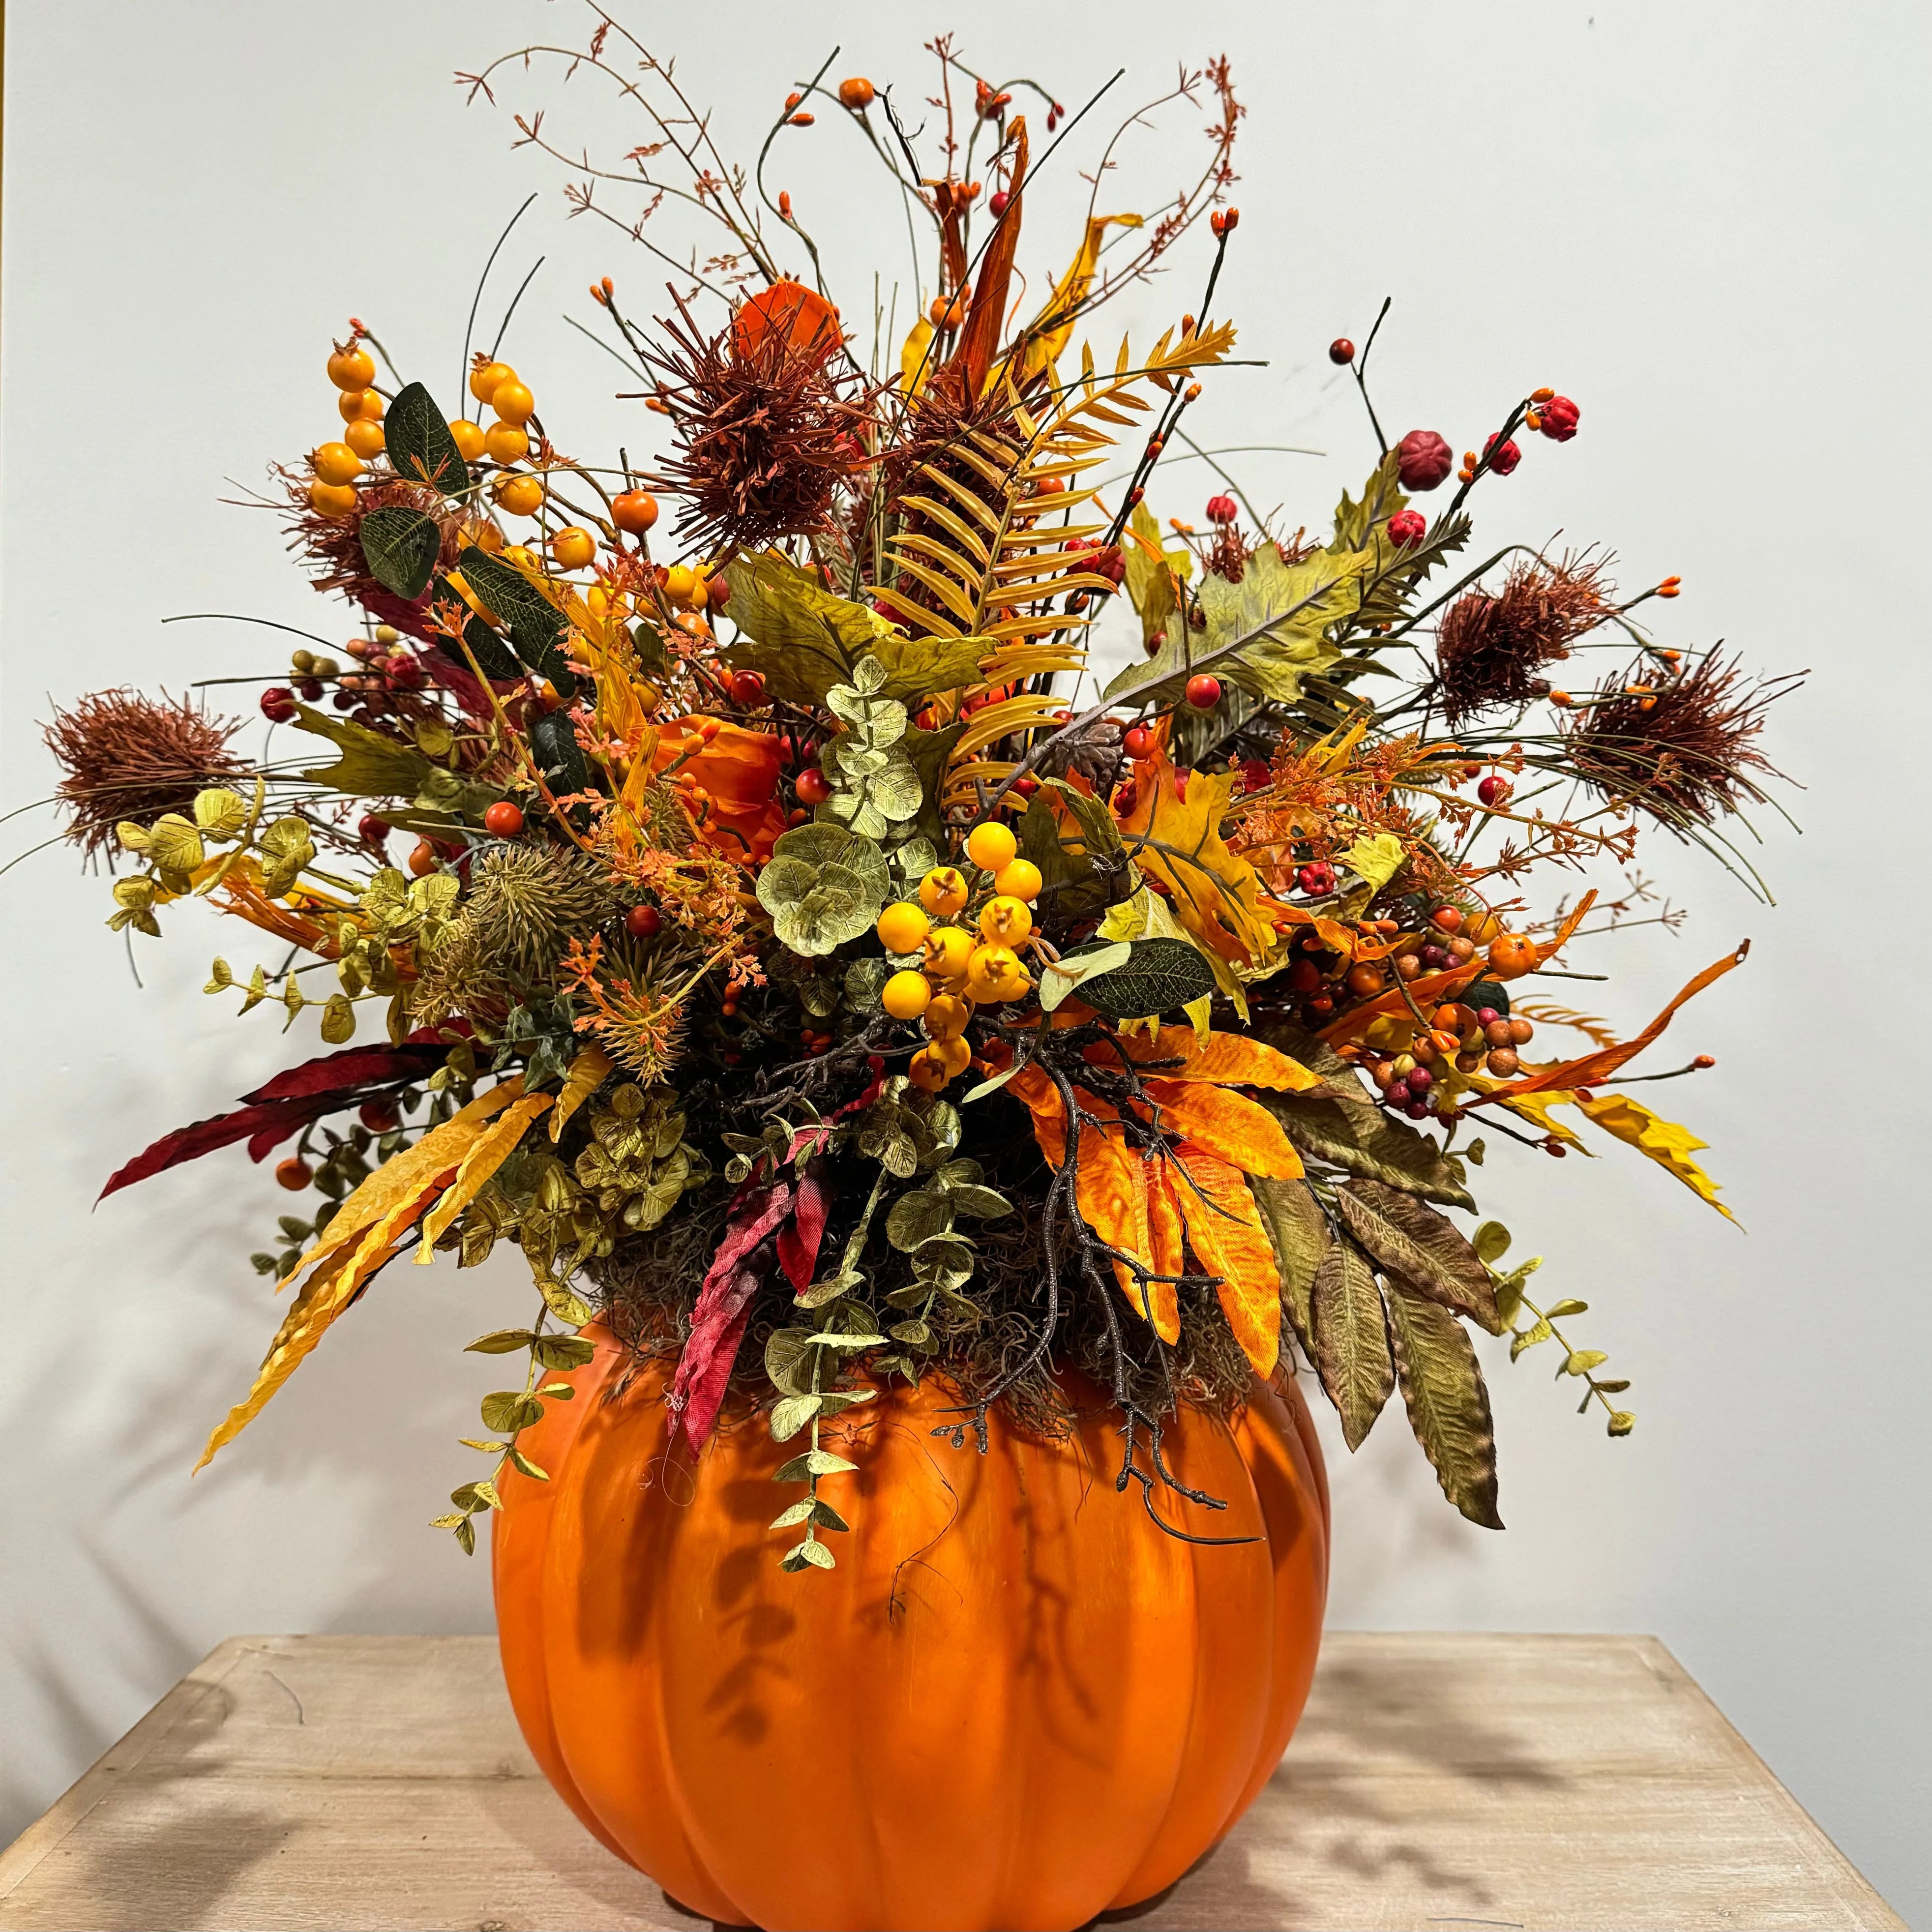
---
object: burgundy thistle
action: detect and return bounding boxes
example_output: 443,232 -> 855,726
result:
43,690 -> 249,864
1484,433 -> 1522,476
1387,509 -> 1427,548
1564,651 -> 1790,831
1397,429 -> 1454,491
1538,395 -> 1580,442
1435,554 -> 1614,724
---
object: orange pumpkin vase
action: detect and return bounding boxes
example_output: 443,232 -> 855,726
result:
494,1324 -> 1330,1932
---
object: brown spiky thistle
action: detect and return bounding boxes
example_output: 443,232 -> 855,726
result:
1564,651 -> 1791,830
1436,554 -> 1614,724
643,293 -> 876,557
43,690 -> 248,863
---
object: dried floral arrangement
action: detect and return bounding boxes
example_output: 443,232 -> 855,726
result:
28,18 -> 1794,1569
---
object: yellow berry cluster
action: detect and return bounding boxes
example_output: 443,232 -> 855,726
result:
309,342 -> 384,516
873,822 -> 1044,1093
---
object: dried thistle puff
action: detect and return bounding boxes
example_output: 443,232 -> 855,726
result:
643,292 -> 878,556
461,845 -> 624,981
1435,554 -> 1614,726
43,689 -> 248,865
1564,651 -> 1790,832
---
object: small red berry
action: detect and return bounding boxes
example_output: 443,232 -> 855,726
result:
1240,758 -> 1271,793
795,768 -> 832,806
1484,433 -> 1522,476
1538,395 -> 1580,443
357,814 -> 390,844
1387,509 -> 1427,549
1328,337 -> 1355,365
1205,493 -> 1238,524
988,189 -> 1010,215
261,686 -> 298,723
1123,724 -> 1156,761
1184,674 -> 1221,710
1396,430 -> 1455,492
358,1098 -> 401,1132
1012,774 -> 1040,799
483,801 -> 525,838
408,840 -> 439,878
1544,1137 -> 1568,1159
728,668 -> 768,707
625,903 -> 663,940
1430,904 -> 1464,933
1694,1053 -> 1716,1069
1296,862 -> 1337,895
274,1157 -> 312,1190
296,677 -> 325,702
1477,774 -> 1512,808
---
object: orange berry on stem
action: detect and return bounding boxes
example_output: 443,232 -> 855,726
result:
449,419 -> 486,461
470,360 -> 515,406
344,417 -> 386,458
408,839 -> 439,878
275,1157 -> 313,1190
491,381 -> 535,426
612,489 -> 659,535
550,527 -> 596,570
327,345 -> 375,390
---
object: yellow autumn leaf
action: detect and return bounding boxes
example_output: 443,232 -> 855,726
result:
1169,1145 -> 1281,1377
899,316 -> 935,398
279,1080 -> 527,1293
1575,1091 -> 1738,1223
1338,832 -> 1406,892
1022,211 -> 1144,378
415,1090 -> 555,1259
550,1044 -> 613,1142
196,1175 -> 447,1471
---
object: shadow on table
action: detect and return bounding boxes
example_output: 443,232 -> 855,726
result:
1092,1647 -> 1566,1930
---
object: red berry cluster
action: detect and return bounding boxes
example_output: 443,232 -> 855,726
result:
1386,509 -> 1426,549
1205,493 -> 1238,524
1295,861 -> 1336,895
1396,429 -> 1454,492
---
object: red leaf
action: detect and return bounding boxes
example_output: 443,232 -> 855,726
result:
673,1272 -> 760,1453
100,1099 -> 328,1201
776,1159 -> 831,1294
240,1045 -> 442,1105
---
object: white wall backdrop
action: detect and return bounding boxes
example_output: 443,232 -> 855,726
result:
3,0 -> 1927,1921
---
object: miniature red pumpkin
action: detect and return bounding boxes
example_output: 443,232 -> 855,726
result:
495,1326 -> 1329,1932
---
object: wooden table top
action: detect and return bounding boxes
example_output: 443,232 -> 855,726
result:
0,1632 -> 1898,1932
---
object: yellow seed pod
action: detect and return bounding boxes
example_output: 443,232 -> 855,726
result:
924,993 -> 973,1040
930,1035 -> 972,1076
908,1048 -> 949,1093
308,478 -> 357,517
965,820 -> 1018,873
919,866 -> 969,916
882,969 -> 933,1020
493,474 -> 544,518
978,894 -> 1032,945
876,901 -> 931,954
311,441 -> 363,486
922,925 -> 974,980
965,944 -> 1019,998
485,419 -> 529,464
992,857 -> 1042,903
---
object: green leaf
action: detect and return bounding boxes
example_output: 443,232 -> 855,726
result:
466,1329 -> 537,1355
1607,1410 -> 1636,1437
293,705 -> 435,801
769,1392 -> 823,1441
1384,1280 -> 1504,1529
1070,937 -> 1218,1022
1510,1316 -> 1554,1361
359,505 -> 443,599
1330,450 -> 1409,553
1561,1349 -> 1609,1378
755,823 -> 891,955
456,614 -> 522,681
385,382 -> 470,497
785,1536 -> 836,1571
529,709 -> 591,799
1038,940 -> 1130,1014
771,1500 -> 817,1529
943,1184 -> 1012,1220
480,1391 -> 544,1432
1338,832 -> 1405,892
774,1448 -> 859,1481
319,993 -> 356,1044
1253,1177 -> 1329,1361
532,1335 -> 596,1370
1546,1298 -> 1589,1318
1332,1180 -> 1501,1332
537,1279 -> 594,1327
455,548 -> 576,693
886,1189 -> 954,1251
506,1446 -> 549,1481
1310,1239 -> 1393,1451
1471,1221 -> 1513,1265
1107,542 -> 1367,709
1260,1087 -> 1476,1211
724,551 -> 990,704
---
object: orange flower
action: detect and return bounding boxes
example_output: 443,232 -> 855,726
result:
651,717 -> 787,861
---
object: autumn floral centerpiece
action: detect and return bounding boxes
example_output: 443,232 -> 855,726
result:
30,20 -> 1789,1928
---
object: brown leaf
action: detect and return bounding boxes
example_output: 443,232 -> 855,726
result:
1311,1239 -> 1393,1450
1384,1281 -> 1503,1529
1262,1089 -> 1475,1210
1333,1180 -> 1501,1332
1252,1177 -> 1329,1362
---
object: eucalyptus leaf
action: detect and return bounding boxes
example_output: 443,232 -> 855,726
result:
1071,937 -> 1218,1021
359,505 -> 442,599
385,382 -> 470,497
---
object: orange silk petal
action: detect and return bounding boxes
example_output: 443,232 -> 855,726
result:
731,279 -> 841,360
1169,1144 -> 1281,1376
1097,1026 -> 1323,1092
1494,941 -> 1749,1098
652,719 -> 787,858
1105,1145 -> 1179,1343
1143,1081 -> 1304,1180
1149,1161 -> 1186,1286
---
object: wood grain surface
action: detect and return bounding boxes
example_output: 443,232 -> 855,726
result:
0,1632 -> 1900,1931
